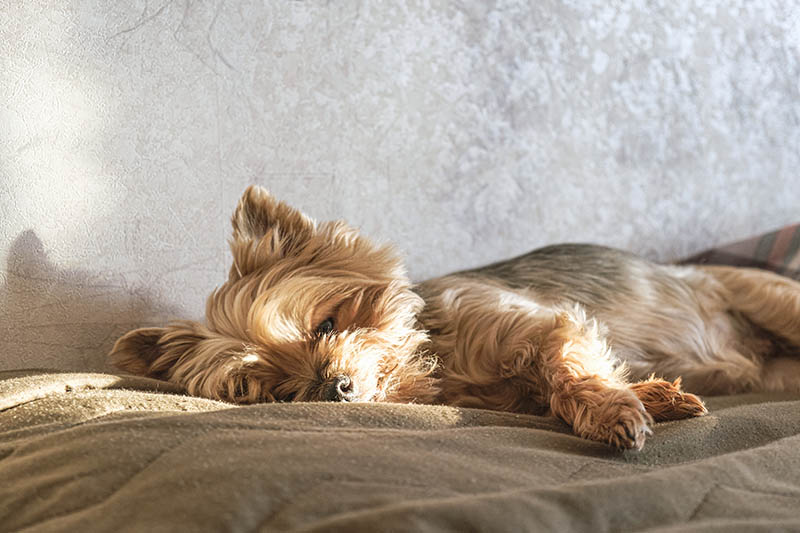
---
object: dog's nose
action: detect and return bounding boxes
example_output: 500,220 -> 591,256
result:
323,375 -> 357,402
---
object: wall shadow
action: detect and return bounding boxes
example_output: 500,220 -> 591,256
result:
0,230 -> 183,373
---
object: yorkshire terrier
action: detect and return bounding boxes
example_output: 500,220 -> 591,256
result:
111,186 -> 800,450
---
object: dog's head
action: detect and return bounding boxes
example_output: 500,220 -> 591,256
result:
111,186 -> 438,404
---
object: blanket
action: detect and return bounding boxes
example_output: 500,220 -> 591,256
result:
684,223 -> 800,280
1,371 -> 800,532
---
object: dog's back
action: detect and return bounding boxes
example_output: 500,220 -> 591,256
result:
416,243 -> 791,394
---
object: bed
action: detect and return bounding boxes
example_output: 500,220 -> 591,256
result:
2,226 -> 799,532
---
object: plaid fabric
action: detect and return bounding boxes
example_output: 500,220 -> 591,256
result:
684,224 -> 800,281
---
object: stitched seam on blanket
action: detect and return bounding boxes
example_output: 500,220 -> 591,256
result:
687,482 -> 718,522
10,444 -> 179,532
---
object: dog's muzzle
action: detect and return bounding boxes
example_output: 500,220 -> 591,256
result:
322,375 -> 358,402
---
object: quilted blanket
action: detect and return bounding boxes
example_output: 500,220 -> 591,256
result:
1,371 -> 800,532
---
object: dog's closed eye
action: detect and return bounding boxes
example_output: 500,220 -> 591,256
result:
280,391 -> 297,402
233,378 -> 250,401
315,317 -> 336,335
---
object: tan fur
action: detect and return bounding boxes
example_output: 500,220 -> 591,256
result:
700,265 -> 800,346
110,186 -> 800,450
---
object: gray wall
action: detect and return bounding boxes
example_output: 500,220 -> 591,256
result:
2,1 -> 799,372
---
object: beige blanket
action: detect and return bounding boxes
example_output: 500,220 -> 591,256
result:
2,370 -> 800,532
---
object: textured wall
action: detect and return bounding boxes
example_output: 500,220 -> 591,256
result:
1,1 -> 799,372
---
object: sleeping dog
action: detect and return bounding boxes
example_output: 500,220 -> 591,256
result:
111,186 -> 800,449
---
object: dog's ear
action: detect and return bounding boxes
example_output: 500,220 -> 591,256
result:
109,324 -> 202,380
232,185 -> 315,246
110,327 -> 167,376
111,323 -> 263,402
229,186 -> 317,278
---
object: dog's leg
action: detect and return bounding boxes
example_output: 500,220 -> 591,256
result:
539,319 -> 704,444
630,377 -> 708,421
537,309 -> 656,450
700,265 -> 800,391
430,291 -> 657,449
699,265 -> 800,346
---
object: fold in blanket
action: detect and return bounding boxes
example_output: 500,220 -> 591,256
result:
1,371 -> 799,532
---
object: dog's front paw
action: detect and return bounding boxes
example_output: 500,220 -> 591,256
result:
604,397 -> 653,450
574,390 -> 653,451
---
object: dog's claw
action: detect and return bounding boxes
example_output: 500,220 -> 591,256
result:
624,425 -> 636,441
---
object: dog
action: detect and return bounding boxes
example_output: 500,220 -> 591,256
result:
111,186 -> 800,450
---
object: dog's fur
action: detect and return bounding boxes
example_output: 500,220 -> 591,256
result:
111,186 -> 800,450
